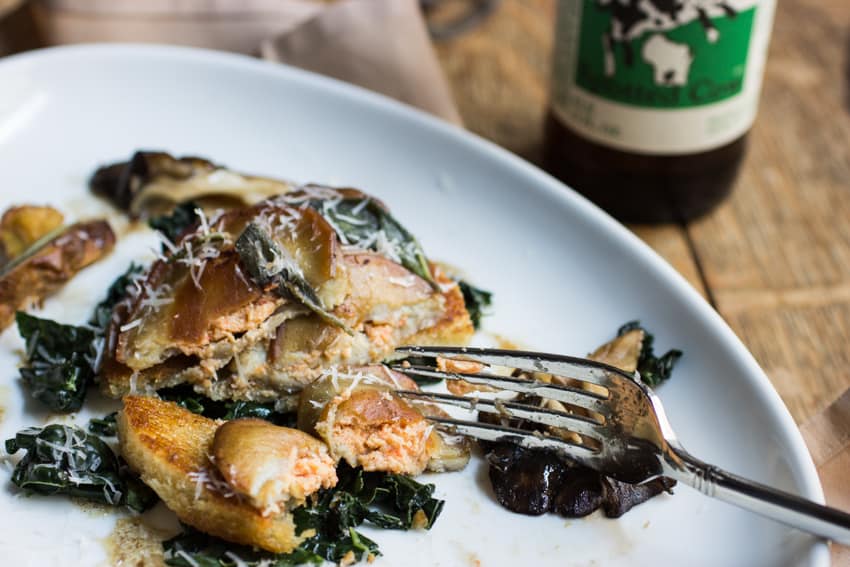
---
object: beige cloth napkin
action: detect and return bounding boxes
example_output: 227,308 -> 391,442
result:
27,0 -> 461,124
260,0 -> 461,124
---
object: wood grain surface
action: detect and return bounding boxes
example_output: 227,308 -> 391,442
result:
435,0 -> 850,425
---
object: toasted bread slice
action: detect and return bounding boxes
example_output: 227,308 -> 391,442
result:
117,396 -> 304,553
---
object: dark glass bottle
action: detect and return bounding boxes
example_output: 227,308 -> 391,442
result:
543,0 -> 775,223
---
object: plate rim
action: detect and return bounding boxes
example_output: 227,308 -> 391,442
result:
0,43 -> 830,564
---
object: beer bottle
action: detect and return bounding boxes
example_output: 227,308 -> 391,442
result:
543,0 -> 776,222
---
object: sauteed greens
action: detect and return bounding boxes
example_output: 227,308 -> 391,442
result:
618,321 -> 682,386
16,262 -> 142,412
5,424 -> 156,513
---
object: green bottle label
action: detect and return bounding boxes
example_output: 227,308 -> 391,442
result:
551,0 -> 775,154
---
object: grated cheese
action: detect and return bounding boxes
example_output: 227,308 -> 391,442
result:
119,319 -> 142,333
195,207 -> 210,237
350,197 -> 371,215
388,275 -> 417,288
224,551 -> 251,567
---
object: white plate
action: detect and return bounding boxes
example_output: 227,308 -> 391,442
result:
0,45 -> 828,566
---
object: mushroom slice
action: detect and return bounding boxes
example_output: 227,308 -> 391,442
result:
212,419 -> 337,517
90,151 -> 293,218
589,327 -> 644,373
0,218 -> 115,330
422,405 -> 471,473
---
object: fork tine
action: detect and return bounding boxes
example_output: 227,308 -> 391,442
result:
389,364 -> 611,414
425,415 -> 599,461
395,345 -> 633,389
397,389 -> 604,439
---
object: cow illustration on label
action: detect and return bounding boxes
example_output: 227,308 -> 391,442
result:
574,0 -> 758,107
597,0 -> 739,78
641,34 -> 693,86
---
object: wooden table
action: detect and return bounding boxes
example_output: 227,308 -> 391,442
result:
435,0 -> 850,426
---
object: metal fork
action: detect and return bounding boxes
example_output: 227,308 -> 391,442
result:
391,345 -> 850,545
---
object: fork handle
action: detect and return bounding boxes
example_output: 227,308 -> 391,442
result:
669,447 -> 850,546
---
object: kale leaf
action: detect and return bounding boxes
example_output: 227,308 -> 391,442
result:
5,424 -> 157,513
16,312 -> 96,412
88,263 -> 144,333
16,263 -> 144,412
322,463 -> 444,531
458,280 -> 492,330
87,411 -> 118,437
163,463 -> 444,566
149,201 -> 199,245
312,196 -> 436,288
157,385 -> 296,427
163,526 -> 324,567
617,321 -> 683,386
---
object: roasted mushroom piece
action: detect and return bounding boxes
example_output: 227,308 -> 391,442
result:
482,323 -> 681,520
0,206 -> 115,331
90,151 -> 292,218
211,418 -> 338,517
486,443 -> 675,518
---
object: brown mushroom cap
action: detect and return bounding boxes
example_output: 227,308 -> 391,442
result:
212,418 -> 337,516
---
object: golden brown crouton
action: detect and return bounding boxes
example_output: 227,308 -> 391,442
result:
212,419 -> 337,517
117,396 -> 305,553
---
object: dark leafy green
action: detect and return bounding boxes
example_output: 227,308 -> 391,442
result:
235,222 -> 351,332
157,385 -> 296,427
164,527 -> 324,567
163,463 -> 444,566
322,463 -> 444,531
458,280 -> 492,330
617,321 -> 683,386
312,196 -> 436,288
149,201 -> 199,245
5,424 -> 157,513
16,312 -> 96,412
87,412 -> 118,437
16,263 -> 144,412
88,263 -> 143,333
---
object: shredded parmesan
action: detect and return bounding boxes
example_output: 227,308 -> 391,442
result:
224,552 -> 250,567
195,207 -> 210,236
119,319 -> 142,333
388,275 -> 417,288
350,197 -> 371,215
187,466 -> 241,500
154,230 -> 179,255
